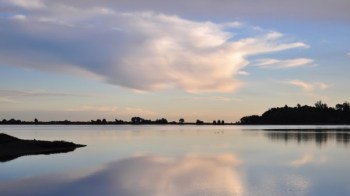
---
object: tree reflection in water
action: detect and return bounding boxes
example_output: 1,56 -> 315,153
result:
265,130 -> 350,146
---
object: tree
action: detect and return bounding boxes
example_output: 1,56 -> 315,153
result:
213,120 -> 217,124
34,118 -> 38,125
196,119 -> 204,124
155,118 -> 168,124
179,118 -> 185,124
240,115 -> 260,124
336,104 -> 344,111
315,101 -> 328,109
343,102 -> 350,112
131,117 -> 143,124
239,101 -> 350,125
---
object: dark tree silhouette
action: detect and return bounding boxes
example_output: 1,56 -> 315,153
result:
115,119 -> 124,124
179,118 -> 185,124
315,100 -> 328,109
155,118 -> 168,124
131,117 -> 143,124
196,119 -> 204,124
240,101 -> 350,125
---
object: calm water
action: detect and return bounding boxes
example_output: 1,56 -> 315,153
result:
1,125 -> 350,196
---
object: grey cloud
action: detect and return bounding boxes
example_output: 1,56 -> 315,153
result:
22,0 -> 350,22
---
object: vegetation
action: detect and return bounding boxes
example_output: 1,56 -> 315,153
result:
240,101 -> 350,125
0,133 -> 86,162
1,101 -> 348,125
0,117 -> 231,125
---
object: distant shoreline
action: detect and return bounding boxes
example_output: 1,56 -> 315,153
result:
1,101 -> 349,126
1,123 -> 350,126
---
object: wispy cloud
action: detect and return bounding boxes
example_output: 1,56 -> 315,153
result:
65,106 -> 119,113
65,106 -> 156,116
4,0 -> 46,9
11,14 -> 27,21
0,90 -> 91,98
176,96 -> 233,102
255,58 -> 314,69
123,107 -> 157,116
287,80 -> 329,91
0,97 -> 16,104
237,71 -> 250,76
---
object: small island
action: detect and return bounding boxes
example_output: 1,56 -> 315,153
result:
0,133 -> 86,162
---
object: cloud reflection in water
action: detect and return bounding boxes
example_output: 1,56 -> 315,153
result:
0,154 -> 244,196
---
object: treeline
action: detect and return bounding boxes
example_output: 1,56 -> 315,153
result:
240,101 -> 350,125
0,117 -> 230,125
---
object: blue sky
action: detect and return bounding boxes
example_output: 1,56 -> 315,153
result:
0,0 -> 349,122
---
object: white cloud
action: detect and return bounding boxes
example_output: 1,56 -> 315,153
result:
123,107 -> 157,116
287,80 -> 329,91
0,3 -> 310,93
255,58 -> 314,69
237,71 -> 250,76
65,106 -> 118,113
0,97 -> 16,104
177,96 -> 232,102
11,14 -> 27,21
37,17 -> 74,27
65,105 -> 156,116
0,90 -> 90,98
4,0 -> 46,9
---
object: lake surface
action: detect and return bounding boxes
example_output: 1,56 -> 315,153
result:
1,125 -> 350,196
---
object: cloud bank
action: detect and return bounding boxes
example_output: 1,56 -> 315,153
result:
0,1 -> 309,92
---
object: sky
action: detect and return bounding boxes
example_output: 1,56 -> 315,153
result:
0,0 -> 349,122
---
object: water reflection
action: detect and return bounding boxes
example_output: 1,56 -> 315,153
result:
0,154 -> 244,196
265,130 -> 350,146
